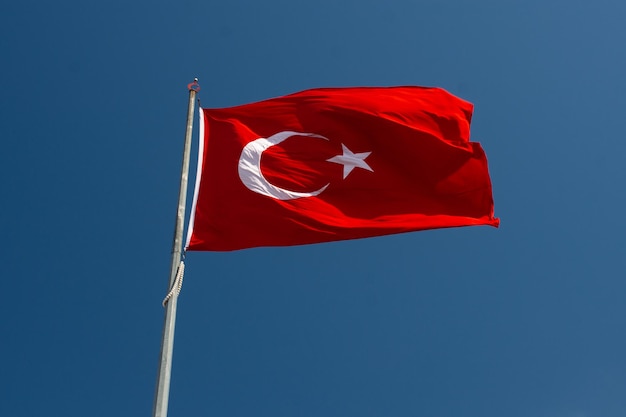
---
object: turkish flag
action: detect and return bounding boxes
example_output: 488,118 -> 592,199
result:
185,87 -> 499,251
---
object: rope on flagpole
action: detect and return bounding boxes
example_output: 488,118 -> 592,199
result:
159,81 -> 196,309
162,259 -> 185,307
158,77 -> 197,309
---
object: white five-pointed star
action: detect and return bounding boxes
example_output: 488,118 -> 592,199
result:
327,144 -> 373,179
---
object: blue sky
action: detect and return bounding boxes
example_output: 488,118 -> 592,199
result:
2,1 -> 626,416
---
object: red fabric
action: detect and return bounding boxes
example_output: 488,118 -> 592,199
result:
186,86 -> 499,251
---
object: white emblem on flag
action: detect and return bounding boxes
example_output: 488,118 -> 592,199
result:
238,131 -> 372,200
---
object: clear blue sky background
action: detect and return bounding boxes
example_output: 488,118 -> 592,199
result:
2,1 -> 625,416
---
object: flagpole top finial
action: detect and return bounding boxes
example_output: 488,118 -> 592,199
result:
188,78 -> 200,92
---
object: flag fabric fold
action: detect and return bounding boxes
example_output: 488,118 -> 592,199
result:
185,86 -> 498,251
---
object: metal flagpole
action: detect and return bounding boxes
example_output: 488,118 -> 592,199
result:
153,78 -> 200,417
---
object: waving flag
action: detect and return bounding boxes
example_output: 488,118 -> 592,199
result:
185,86 -> 499,251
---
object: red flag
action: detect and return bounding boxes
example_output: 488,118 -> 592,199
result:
185,86 -> 499,251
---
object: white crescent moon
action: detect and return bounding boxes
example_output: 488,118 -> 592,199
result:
238,131 -> 330,200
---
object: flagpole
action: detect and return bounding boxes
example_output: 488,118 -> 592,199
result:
153,79 -> 199,417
